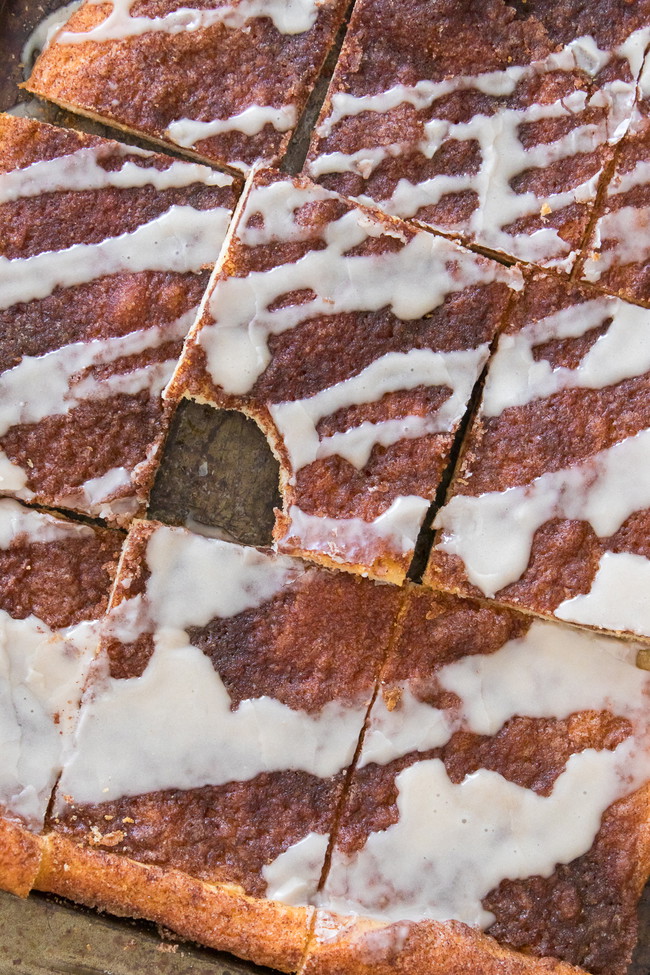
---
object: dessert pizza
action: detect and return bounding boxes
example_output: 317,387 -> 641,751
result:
37,519 -> 404,971
0,0 -> 646,972
426,272 -> 650,641
23,0 -> 350,172
304,589 -> 650,975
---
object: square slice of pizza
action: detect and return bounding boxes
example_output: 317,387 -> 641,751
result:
168,167 -> 520,584
0,498 -> 121,898
0,113 -> 239,525
24,0 -> 349,173
301,587 -> 650,975
426,272 -> 650,641
39,520 -> 404,971
305,0 -> 650,270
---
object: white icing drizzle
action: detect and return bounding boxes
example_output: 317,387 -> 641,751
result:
0,306 -> 197,439
583,205 -> 650,281
166,105 -> 297,151
438,619 -> 648,736
56,0 -> 321,42
143,523 -> 304,630
59,465 -> 139,520
434,428 -> 650,601
359,618 -> 643,768
0,500 -> 103,826
0,143 -> 231,204
0,306 -> 198,513
56,638 -> 368,804
555,552 -> 650,635
0,612 -> 100,827
482,296 -> 650,417
56,526 -> 370,805
273,619 -> 650,923
0,204 -> 230,310
606,157 -> 650,198
284,496 -> 431,563
309,29 -> 650,266
0,454 -> 31,495
269,346 -> 490,471
199,178 -> 517,395
359,686 -> 455,769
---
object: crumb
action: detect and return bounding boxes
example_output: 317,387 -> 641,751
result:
383,686 -> 402,711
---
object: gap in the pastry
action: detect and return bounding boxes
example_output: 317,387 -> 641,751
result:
281,0 -> 357,175
13,90 -> 244,180
406,283 -> 522,585
148,400 -> 281,547
312,587 -> 412,902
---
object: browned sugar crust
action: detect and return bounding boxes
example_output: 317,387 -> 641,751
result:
0,511 -> 121,629
170,168 -> 513,582
0,818 -> 44,898
0,270 -> 209,372
0,115 -> 239,524
424,273 -> 650,616
303,912 -> 585,975
36,832 -> 311,972
327,589 -> 650,975
24,0 -> 349,170
50,770 -> 342,899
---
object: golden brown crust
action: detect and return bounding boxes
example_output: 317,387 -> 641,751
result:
0,819 -> 44,898
37,832 -> 311,972
302,912 -> 587,975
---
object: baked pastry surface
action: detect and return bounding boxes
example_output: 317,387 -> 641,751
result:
168,167 -> 519,582
0,113 -> 239,524
41,519 -> 404,970
303,587 -> 650,975
426,271 -> 650,641
0,497 -> 121,897
305,0 -> 650,269
24,0 -> 349,172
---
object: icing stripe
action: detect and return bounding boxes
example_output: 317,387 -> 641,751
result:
0,205 -> 230,310
434,429 -> 650,598
0,144 -> 231,204
269,346 -> 490,471
166,105 -> 297,150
